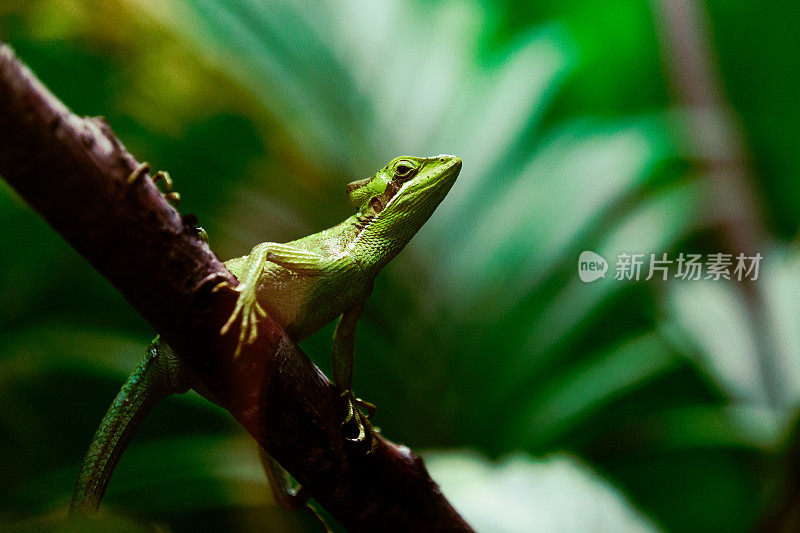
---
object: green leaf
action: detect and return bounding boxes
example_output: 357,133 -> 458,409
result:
503,332 -> 679,449
424,450 -> 660,532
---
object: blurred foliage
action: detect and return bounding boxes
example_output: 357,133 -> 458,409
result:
1,0 -> 799,531
424,451 -> 658,532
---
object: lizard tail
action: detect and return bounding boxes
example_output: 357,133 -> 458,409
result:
70,341 -> 191,514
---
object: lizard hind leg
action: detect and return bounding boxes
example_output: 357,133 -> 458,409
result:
332,303 -> 377,450
257,448 -> 331,532
258,447 -> 307,511
70,340 -> 193,514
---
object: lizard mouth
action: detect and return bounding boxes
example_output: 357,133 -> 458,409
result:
404,156 -> 461,195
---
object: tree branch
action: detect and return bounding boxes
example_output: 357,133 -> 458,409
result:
649,0 -> 765,254
648,5 -> 794,528
0,43 -> 472,532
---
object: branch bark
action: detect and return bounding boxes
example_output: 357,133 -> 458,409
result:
0,43 -> 472,532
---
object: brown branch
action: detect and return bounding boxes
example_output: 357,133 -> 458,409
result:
649,4 -> 796,529
649,0 -> 765,254
649,0 -> 786,408
0,43 -> 472,532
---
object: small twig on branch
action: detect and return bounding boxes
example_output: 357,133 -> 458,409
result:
0,43 -> 472,532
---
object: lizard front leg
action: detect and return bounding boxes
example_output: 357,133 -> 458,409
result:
216,242 -> 326,357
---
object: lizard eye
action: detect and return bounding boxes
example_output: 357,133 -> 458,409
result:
393,160 -> 417,181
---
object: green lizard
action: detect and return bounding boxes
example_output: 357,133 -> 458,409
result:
70,154 -> 462,513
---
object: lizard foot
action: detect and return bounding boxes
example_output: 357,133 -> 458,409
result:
126,162 -> 181,207
340,390 -> 376,452
152,170 -> 181,208
217,280 -> 266,358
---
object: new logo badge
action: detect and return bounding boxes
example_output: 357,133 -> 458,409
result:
578,251 -> 608,282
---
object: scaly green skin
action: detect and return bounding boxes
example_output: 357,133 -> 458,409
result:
70,155 -> 462,513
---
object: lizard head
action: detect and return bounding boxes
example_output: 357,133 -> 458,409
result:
345,155 -> 461,268
347,155 -> 460,222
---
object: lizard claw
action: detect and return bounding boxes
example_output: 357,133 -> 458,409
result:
126,162 -> 150,186
211,280 -> 231,293
340,390 -> 376,452
152,170 -> 180,208
220,282 -> 266,358
356,398 -> 376,419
